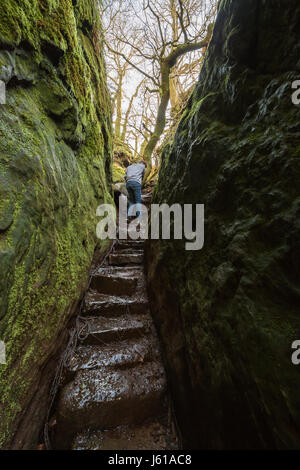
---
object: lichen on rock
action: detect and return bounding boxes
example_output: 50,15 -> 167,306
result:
146,0 -> 300,449
112,139 -> 132,185
0,0 -> 113,449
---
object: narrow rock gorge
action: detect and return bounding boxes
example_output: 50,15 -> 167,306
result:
0,0 -> 113,449
0,0 -> 299,452
146,0 -> 300,449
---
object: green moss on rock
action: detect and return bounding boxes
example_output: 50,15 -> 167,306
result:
0,0 -> 112,449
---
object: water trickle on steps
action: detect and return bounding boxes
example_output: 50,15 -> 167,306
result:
47,192 -> 179,450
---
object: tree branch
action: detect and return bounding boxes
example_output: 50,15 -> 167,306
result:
116,36 -> 155,60
105,42 -> 159,86
145,0 -> 165,47
166,35 -> 211,67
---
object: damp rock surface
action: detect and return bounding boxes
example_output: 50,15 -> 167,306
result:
0,0 -> 113,449
146,0 -> 300,450
54,237 -> 178,450
72,419 -> 178,450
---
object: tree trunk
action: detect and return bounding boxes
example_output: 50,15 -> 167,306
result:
114,73 -> 123,139
142,61 -> 170,167
169,0 -> 180,110
121,79 -> 144,142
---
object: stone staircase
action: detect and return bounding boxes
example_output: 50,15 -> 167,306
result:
54,233 -> 178,450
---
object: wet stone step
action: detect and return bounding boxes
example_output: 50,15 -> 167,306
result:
109,252 -> 144,266
78,316 -> 150,346
90,270 -> 138,296
83,293 -> 148,317
72,418 -> 178,450
56,362 -> 166,443
66,337 -> 157,374
117,240 -> 145,250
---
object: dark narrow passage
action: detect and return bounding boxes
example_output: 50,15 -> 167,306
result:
48,192 -> 179,450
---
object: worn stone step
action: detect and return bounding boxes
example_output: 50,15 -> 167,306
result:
90,268 -> 138,296
83,292 -> 148,317
114,248 -> 144,255
56,362 -> 166,443
117,240 -> 145,250
78,315 -> 150,346
66,337 -> 157,374
109,252 -> 144,266
72,418 -> 178,450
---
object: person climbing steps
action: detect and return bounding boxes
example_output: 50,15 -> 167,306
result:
126,160 -> 147,219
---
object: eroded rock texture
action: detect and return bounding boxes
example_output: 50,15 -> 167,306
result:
53,236 -> 178,450
0,0 -> 112,449
146,0 -> 300,449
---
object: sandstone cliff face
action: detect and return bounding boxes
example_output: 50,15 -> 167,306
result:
0,0 -> 112,448
146,0 -> 300,449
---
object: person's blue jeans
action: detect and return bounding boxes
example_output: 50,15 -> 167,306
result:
126,180 -> 142,217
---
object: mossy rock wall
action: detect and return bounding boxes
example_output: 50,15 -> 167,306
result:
112,139 -> 131,184
146,0 -> 300,449
112,162 -> 126,184
0,0 -> 113,449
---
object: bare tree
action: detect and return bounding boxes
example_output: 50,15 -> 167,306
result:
103,0 -> 146,150
102,0 -> 217,166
